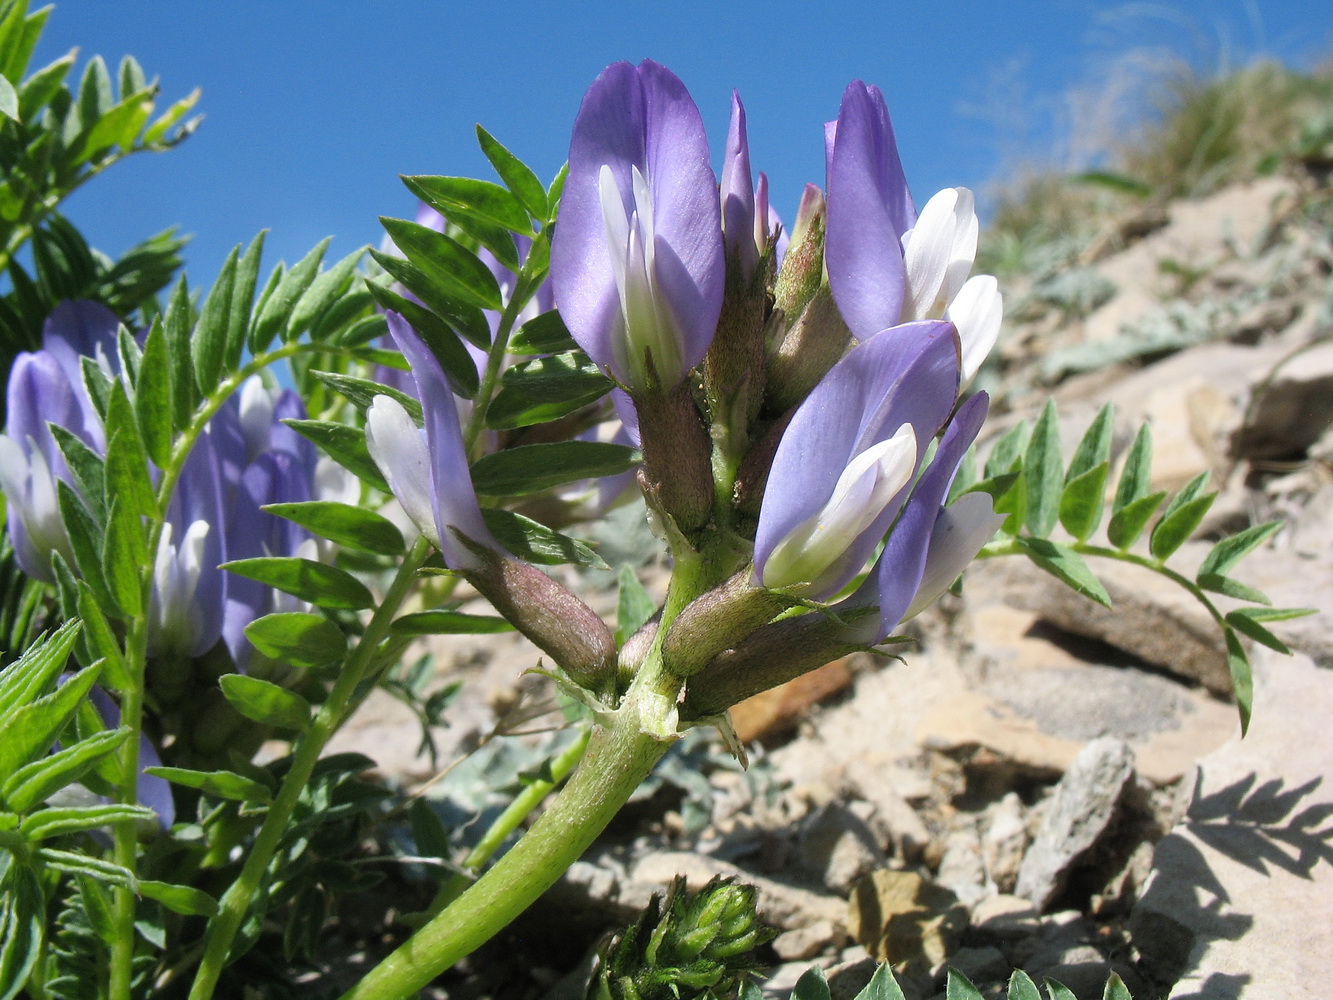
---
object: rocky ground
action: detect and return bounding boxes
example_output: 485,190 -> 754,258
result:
329,167 -> 1333,999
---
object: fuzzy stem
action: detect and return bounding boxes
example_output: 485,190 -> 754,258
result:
338,705 -> 670,1000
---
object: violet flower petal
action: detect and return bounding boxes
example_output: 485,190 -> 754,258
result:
88,686 -> 175,829
849,390 -> 989,636
825,81 -> 916,339
385,311 -> 496,569
552,59 -> 723,390
754,320 -> 959,599
720,91 -> 758,279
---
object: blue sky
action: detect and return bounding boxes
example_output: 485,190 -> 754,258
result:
32,1 -> 1332,293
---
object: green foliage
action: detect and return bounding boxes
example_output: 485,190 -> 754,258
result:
589,875 -> 775,1000
970,402 -> 1307,732
470,441 -> 641,497
758,962 -> 1137,1000
0,1 -> 198,406
0,623 -> 173,1000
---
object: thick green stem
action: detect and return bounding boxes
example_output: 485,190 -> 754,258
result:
339,708 -> 669,1000
187,538 -> 430,1000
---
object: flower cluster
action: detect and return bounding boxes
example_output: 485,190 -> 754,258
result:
0,300 -> 321,666
368,59 -> 1004,714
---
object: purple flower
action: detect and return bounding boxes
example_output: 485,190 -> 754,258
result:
825,82 -> 1002,384
365,312 -> 497,570
0,301 -> 122,581
753,321 -> 961,600
210,377 -> 320,666
551,60 -> 724,392
824,80 -> 915,341
148,428 -> 226,659
845,391 -> 1002,639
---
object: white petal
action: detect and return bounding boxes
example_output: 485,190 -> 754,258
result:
941,187 -> 979,302
947,274 -> 1003,385
903,188 -> 960,319
0,435 -> 31,503
764,424 -> 917,591
365,395 -> 439,547
238,376 -> 275,457
902,492 -> 1004,620
315,455 -> 361,506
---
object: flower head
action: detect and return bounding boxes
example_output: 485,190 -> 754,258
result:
0,301 -> 122,582
551,59 -> 724,392
754,320 -> 961,600
825,82 -> 1001,384
365,312 -> 497,570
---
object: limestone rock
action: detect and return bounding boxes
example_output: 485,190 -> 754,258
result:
983,793 -> 1030,893
1015,738 -> 1137,909
772,920 -> 840,962
969,894 -> 1041,942
847,870 -> 967,968
842,758 -> 933,863
936,821 -> 987,907
1131,650 -> 1333,999
797,802 -> 888,894
1230,339 -> 1333,460
918,598 -> 1237,786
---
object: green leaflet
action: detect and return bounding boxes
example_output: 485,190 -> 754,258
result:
475,124 -> 549,221
378,216 -> 502,311
263,500 -> 405,555
390,611 -> 515,636
138,881 -> 218,917
1016,537 -> 1113,608
245,612 -> 347,668
144,766 -> 272,804
1022,400 -> 1063,538
481,508 -> 608,570
509,309 -> 577,355
221,556 -> 374,610
486,351 -> 614,429
616,565 -> 656,646
1,728 -> 129,814
219,674 -> 311,732
470,441 -> 640,497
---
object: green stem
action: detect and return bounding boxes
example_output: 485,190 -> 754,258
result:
465,262 -> 543,454
187,537 -> 430,1000
977,537 -> 1228,626
107,611 -> 151,1000
339,706 -> 669,1000
428,725 -> 591,913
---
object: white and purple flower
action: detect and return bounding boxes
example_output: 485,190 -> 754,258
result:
551,59 -> 724,393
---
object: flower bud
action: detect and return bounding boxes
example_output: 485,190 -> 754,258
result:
466,551 -> 617,696
772,184 -> 825,319
682,610 -> 872,719
763,285 -> 852,415
632,382 -> 714,535
662,571 -> 789,677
